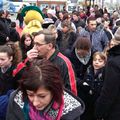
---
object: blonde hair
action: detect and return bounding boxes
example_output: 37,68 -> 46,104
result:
93,52 -> 107,63
48,24 -> 57,31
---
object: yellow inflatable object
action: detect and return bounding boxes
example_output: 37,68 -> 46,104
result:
24,10 -> 44,25
21,6 -> 44,35
22,20 -> 43,35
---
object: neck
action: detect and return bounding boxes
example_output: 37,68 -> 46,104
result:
46,48 -> 56,60
1,63 -> 12,73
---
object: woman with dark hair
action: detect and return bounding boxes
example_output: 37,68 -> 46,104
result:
68,36 -> 92,80
0,42 -> 25,119
6,60 -> 85,120
68,36 -> 93,120
19,33 -> 33,59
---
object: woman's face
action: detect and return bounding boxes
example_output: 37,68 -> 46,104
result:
27,87 -> 53,110
0,52 -> 12,68
62,26 -> 69,33
24,37 -> 32,47
109,40 -> 118,49
76,49 -> 89,58
93,55 -> 105,70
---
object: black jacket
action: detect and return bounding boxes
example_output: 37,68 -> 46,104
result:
49,48 -> 77,95
0,18 -> 10,45
0,65 -> 23,95
95,45 -> 120,120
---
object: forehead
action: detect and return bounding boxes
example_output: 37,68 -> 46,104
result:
88,20 -> 97,25
34,34 -> 45,43
0,52 -> 8,58
27,86 -> 50,94
94,54 -> 103,59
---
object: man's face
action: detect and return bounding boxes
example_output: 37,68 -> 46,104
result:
33,34 -> 50,58
72,14 -> 79,21
88,20 -> 97,31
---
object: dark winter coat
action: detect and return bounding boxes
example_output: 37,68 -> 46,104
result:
49,48 -> 77,95
68,48 -> 92,81
57,30 -> 77,56
6,89 -> 85,120
0,65 -> 21,95
84,65 -> 104,97
9,28 -> 20,42
95,45 -> 120,120
0,18 -> 10,45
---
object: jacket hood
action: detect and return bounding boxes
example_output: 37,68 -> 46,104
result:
108,44 -> 120,56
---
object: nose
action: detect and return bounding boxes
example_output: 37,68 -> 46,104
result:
32,96 -> 40,107
33,45 -> 37,50
95,60 -> 99,64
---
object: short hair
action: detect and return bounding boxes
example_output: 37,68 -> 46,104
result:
11,22 -> 16,28
72,11 -> 79,16
74,36 -> 91,51
20,59 -> 63,104
34,29 -> 56,47
87,16 -> 96,24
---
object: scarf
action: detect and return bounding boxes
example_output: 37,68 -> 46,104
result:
23,97 -> 64,120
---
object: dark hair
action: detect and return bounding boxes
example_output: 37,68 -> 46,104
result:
20,59 -> 63,104
20,33 -> 33,49
34,29 -> 56,47
0,10 -> 4,17
11,22 -> 16,28
87,16 -> 96,24
63,13 -> 70,21
74,36 -> 91,51
73,11 -> 80,16
19,33 -> 33,59
0,42 -> 22,65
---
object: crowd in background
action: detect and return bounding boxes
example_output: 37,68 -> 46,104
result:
0,4 -> 120,120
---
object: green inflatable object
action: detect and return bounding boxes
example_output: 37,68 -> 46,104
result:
21,6 -> 44,18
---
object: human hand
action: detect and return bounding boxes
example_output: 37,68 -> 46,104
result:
27,48 -> 38,61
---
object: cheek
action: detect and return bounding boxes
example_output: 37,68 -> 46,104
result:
101,62 -> 105,66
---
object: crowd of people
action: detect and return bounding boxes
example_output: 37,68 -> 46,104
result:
0,4 -> 120,120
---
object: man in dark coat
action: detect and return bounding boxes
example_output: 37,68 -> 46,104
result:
0,10 -> 10,45
95,27 -> 120,120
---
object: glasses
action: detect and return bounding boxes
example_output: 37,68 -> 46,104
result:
33,42 -> 47,47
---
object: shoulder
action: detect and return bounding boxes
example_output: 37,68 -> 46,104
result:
9,90 -> 24,108
61,90 -> 85,119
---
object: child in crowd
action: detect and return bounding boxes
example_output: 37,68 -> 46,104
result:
85,51 -> 107,97
82,51 -> 107,120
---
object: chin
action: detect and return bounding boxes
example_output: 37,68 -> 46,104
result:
36,107 -> 45,110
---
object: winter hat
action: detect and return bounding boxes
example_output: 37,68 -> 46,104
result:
114,27 -> 120,41
42,18 -> 54,28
